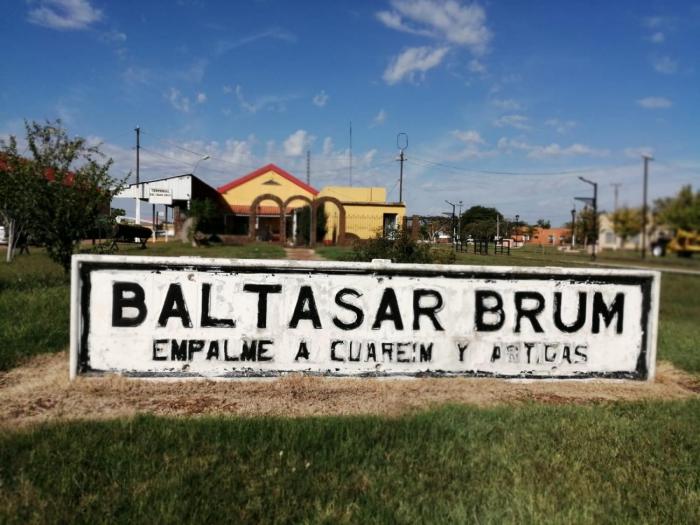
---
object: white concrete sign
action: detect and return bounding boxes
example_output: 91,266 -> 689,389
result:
70,255 -> 660,380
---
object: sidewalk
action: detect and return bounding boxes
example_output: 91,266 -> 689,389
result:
284,247 -> 324,261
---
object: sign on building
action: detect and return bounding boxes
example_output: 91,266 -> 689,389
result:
148,187 -> 173,205
70,255 -> 659,380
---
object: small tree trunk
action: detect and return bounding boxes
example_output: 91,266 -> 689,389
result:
5,219 -> 15,263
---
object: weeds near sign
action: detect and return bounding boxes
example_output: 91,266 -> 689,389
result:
352,228 -> 455,264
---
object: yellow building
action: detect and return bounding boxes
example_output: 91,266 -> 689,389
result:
217,163 -> 406,245
318,186 -> 405,242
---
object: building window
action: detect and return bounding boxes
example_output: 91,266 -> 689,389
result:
605,232 -> 615,244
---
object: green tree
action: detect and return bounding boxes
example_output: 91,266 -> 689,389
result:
536,218 -> 551,229
611,207 -> 643,245
576,207 -> 598,246
187,198 -> 218,246
0,137 -> 43,262
2,121 -> 124,270
460,205 -> 503,239
654,185 -> 700,231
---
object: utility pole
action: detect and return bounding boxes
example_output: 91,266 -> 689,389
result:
611,182 -> 622,212
445,200 -> 456,250
135,126 -> 141,225
397,132 -> 408,203
642,155 -> 653,259
571,206 -> 576,247
496,214 -> 500,239
306,149 -> 311,186
579,176 -> 598,260
458,200 -> 463,241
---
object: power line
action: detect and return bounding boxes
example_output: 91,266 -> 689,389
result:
408,155 -> 634,177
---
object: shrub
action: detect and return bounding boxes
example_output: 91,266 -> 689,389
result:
351,228 -> 454,264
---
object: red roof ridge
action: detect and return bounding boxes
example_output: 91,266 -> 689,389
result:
217,163 -> 319,195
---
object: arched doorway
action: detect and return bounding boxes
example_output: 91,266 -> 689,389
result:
311,196 -> 346,247
283,195 -> 313,246
249,194 -> 285,243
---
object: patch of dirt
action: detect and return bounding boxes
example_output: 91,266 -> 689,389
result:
284,248 -> 324,260
1,352 -> 698,429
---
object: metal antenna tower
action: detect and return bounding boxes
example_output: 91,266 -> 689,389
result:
306,149 -> 311,185
610,182 -> 622,212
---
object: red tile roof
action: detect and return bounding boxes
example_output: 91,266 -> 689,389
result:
217,163 -> 319,195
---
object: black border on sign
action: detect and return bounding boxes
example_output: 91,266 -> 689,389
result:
78,261 -> 655,380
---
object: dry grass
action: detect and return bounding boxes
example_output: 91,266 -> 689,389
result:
1,351 -> 697,429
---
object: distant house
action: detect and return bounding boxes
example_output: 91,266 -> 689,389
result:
598,212 -> 670,251
528,227 -> 571,246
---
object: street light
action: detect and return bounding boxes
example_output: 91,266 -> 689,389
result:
578,176 -> 598,260
192,155 -> 210,175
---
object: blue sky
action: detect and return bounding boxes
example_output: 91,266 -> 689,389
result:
1,0 -> 699,224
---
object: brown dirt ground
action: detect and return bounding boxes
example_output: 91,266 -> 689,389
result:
1,352 -> 698,429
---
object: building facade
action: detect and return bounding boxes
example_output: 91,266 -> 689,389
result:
217,164 -> 406,245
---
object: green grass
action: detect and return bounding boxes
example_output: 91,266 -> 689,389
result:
456,243 -> 700,271
0,242 -> 285,371
1,402 -> 699,524
314,245 -> 355,261
105,240 -> 286,259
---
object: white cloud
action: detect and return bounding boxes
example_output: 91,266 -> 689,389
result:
179,58 -> 208,83
312,90 -> 329,107
490,98 -> 520,110
637,96 -> 672,109
232,85 -> 293,113
468,58 -> 486,73
166,88 -> 190,113
283,129 -> 314,157
100,29 -> 126,42
493,114 -> 531,131
28,0 -> 103,30
650,31 -> 664,43
196,92 -> 207,104
652,55 -> 678,74
215,28 -> 296,55
377,0 -> 491,54
527,143 -> 609,159
452,129 -> 485,145
496,137 -> 531,152
544,118 -> 576,134
122,66 -> 152,87
495,137 -> 608,158
383,46 -> 449,85
371,109 -> 387,127
322,137 -> 334,156
449,129 -> 493,159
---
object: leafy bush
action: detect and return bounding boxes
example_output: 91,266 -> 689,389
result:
352,228 -> 455,264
